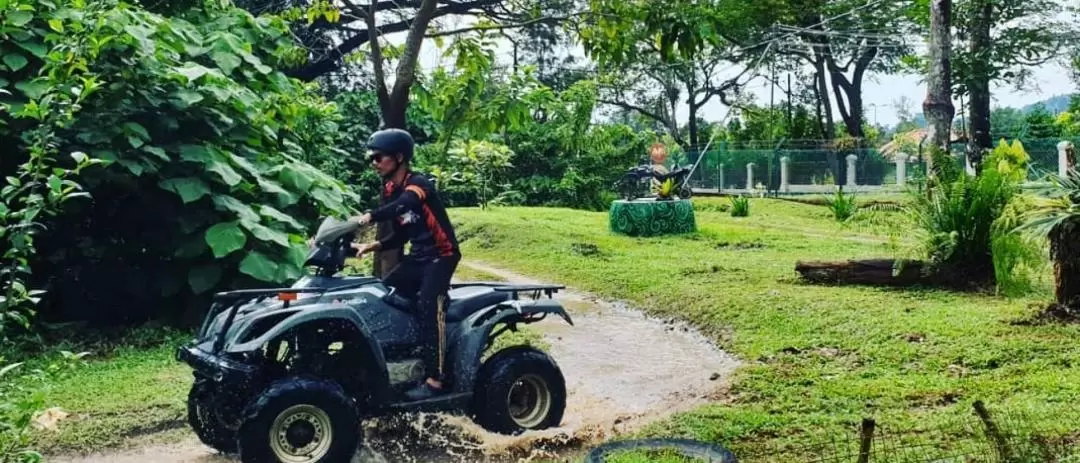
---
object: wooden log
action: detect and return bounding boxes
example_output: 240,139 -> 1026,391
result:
794,258 -> 930,286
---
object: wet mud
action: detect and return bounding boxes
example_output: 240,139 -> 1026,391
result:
48,262 -> 740,463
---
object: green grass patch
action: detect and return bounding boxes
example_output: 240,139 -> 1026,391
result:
4,326 -> 193,454
449,199 -> 1074,459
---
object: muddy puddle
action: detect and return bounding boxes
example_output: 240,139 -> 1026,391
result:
48,262 -> 740,463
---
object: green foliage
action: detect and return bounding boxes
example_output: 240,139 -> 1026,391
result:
0,350 -> 88,463
434,140 -> 515,210
0,0 -> 356,325
823,190 -> 858,222
414,57 -> 650,211
0,0 -> 109,334
729,196 -> 750,217
905,140 -> 1033,288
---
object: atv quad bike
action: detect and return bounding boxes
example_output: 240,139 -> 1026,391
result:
177,217 -> 573,462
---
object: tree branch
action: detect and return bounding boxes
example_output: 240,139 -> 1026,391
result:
366,0 -> 390,111
598,97 -> 672,131
288,0 -> 505,81
426,11 -> 588,38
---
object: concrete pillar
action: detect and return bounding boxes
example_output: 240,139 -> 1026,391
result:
779,156 -> 790,192
1059,140 -> 1074,177
895,154 -> 908,186
846,154 -> 858,187
717,163 -> 725,191
746,163 -> 755,191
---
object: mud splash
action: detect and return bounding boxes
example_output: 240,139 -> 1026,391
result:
48,262 -> 740,463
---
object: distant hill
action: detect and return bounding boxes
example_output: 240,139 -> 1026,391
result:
1020,94 -> 1072,115
891,94 -> 1074,133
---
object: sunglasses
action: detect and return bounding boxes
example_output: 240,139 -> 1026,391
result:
367,151 -> 391,163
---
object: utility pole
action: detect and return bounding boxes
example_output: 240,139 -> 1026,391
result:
922,0 -> 955,180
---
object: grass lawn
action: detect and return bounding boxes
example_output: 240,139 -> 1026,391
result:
448,197 -> 1080,460
12,196 -> 1080,460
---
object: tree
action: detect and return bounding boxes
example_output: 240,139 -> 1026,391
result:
913,0 -> 1069,168
1017,170 -> 1080,314
924,0 -> 955,171
596,50 -> 753,150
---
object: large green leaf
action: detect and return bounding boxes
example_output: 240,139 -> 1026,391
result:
188,264 -> 223,294
15,40 -> 46,58
7,10 -> 33,27
285,243 -> 310,269
159,177 -> 210,203
3,53 -> 28,72
181,145 -> 243,186
207,158 -> 243,186
123,122 -> 151,146
242,221 -> 290,247
212,195 -> 260,223
239,251 -> 278,281
204,221 -> 246,257
14,79 -> 47,99
275,260 -> 303,281
210,50 -> 242,74
310,186 -> 344,211
173,89 -> 204,108
259,205 -> 304,231
179,144 -> 213,163
278,166 -> 314,191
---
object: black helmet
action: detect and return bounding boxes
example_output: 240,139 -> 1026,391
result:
366,128 -> 414,163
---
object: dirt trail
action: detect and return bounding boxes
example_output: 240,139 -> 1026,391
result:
48,262 -> 740,463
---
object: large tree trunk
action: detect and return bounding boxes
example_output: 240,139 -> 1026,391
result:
1051,221 -> 1080,311
812,58 -> 840,183
923,0 -> 955,176
826,46 -> 878,140
965,0 -> 993,172
365,0 -> 439,277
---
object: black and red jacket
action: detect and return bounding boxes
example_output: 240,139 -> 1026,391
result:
370,172 -> 459,260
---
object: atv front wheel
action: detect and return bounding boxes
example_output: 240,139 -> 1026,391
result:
237,376 -> 359,463
187,378 -> 238,453
678,185 -> 693,199
471,346 -> 566,435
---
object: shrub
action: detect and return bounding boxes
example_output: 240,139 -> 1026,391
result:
730,196 -> 750,217
905,140 -> 1037,288
1,0 -> 355,326
824,189 -> 858,222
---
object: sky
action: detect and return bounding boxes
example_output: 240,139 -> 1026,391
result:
388,13 -> 1079,131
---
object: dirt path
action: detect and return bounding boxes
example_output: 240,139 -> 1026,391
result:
48,262 -> 740,463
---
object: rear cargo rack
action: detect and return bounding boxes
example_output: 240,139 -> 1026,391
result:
448,282 -> 564,299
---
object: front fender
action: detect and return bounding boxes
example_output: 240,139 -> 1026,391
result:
225,304 -> 391,398
448,299 -> 572,392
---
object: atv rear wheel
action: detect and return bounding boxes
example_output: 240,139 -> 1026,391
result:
187,378 -> 238,453
471,346 -> 566,435
237,376 -> 359,463
678,184 -> 693,199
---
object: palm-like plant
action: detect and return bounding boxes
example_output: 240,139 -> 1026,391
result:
1015,170 -> 1080,311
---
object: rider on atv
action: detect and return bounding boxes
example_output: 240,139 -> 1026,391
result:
349,128 -> 461,401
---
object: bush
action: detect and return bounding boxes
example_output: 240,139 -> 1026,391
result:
905,140 -> 1037,288
824,189 -> 858,222
1,0 -> 355,326
729,196 -> 750,217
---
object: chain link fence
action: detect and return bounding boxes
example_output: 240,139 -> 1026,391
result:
730,401 -> 1079,463
676,138 -> 1076,195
